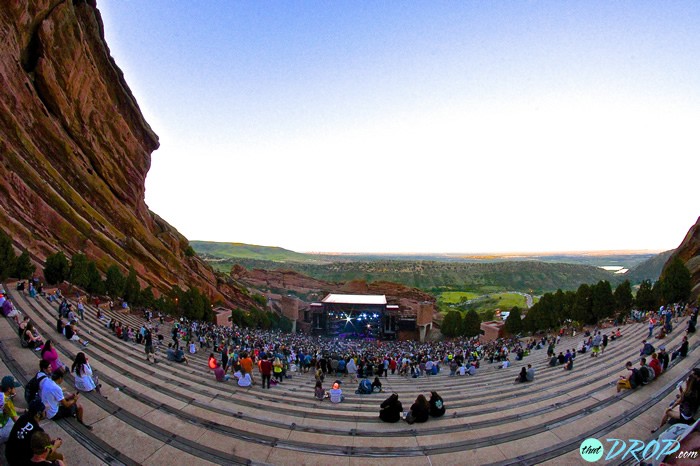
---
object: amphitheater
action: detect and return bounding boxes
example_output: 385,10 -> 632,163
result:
1,283 -> 697,466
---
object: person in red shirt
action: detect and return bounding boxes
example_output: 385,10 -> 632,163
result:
649,352 -> 663,377
208,353 -> 217,370
259,354 -> 272,389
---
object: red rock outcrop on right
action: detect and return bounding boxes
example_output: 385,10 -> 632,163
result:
664,216 -> 700,301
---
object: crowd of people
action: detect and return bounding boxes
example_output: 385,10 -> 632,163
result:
2,280 -> 699,465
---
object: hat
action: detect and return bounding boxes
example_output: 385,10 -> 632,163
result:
659,345 -> 666,351
28,398 -> 46,415
1,375 -> 21,391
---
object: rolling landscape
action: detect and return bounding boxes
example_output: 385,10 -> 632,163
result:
192,241 -> 675,318
1,3 -> 699,465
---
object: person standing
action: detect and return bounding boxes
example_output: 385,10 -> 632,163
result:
240,352 -> 255,385
77,298 -> 85,321
259,355 -> 272,389
144,328 -> 156,363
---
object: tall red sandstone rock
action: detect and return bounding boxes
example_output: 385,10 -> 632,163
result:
664,216 -> 700,301
0,0 -> 257,310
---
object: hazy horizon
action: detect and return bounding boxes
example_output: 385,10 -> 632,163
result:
192,239 -> 667,257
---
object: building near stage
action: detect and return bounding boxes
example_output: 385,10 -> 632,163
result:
300,293 -> 431,341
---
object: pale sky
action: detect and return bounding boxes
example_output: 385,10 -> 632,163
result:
99,1 -> 700,254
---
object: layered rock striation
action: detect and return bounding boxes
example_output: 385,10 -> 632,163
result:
0,0 -> 257,310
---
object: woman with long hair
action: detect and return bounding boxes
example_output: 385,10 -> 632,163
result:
406,394 -> 430,424
379,393 -> 403,423
651,369 -> 700,433
23,322 -> 43,349
71,352 -> 103,397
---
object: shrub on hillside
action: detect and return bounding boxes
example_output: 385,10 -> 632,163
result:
104,265 -> 125,297
0,231 -> 17,281
14,251 -> 35,280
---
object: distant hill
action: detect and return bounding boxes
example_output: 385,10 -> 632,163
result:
190,241 -> 326,263
225,258 -> 622,294
625,249 -> 675,284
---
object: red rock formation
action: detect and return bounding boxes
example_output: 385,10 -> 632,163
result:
664,216 -> 700,301
238,267 -> 436,320
0,1 -> 257,311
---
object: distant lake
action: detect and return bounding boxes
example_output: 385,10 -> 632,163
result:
600,266 -> 629,274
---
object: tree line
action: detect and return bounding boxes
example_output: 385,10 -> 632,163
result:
440,256 -> 691,337
510,256 -> 691,334
42,250 -> 214,321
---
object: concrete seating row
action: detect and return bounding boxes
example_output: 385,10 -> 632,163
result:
4,284 -> 698,465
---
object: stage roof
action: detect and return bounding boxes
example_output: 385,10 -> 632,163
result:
321,294 -> 387,305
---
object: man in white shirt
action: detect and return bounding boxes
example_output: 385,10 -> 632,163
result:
346,358 -> 357,378
39,371 -> 91,429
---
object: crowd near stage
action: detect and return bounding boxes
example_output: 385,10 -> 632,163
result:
309,294 -> 417,340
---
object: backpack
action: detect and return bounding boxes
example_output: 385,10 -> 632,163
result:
640,366 -> 654,385
24,374 -> 47,404
629,369 -> 641,389
356,379 -> 372,394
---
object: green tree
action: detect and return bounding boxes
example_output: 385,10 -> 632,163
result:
0,231 -> 17,281
252,293 -> 267,308
231,308 -> 246,326
635,279 -> 656,310
504,306 -> 523,335
571,284 -> 594,324
591,280 -> 615,321
43,251 -> 70,285
614,280 -> 634,313
660,257 -> 692,304
104,265 -> 125,298
184,245 -> 196,257
441,311 -> 462,338
14,251 -> 35,280
69,253 -> 91,289
535,293 -> 557,327
85,261 -> 104,295
122,267 -> 141,306
140,286 -> 155,309
461,309 -> 481,337
277,315 -> 294,332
